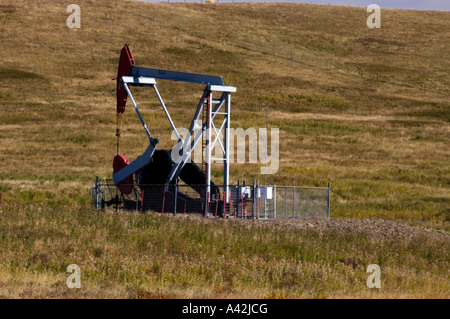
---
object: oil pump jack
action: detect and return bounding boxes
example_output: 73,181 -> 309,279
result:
112,44 -> 236,216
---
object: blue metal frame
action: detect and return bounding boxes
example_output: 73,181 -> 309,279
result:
131,66 -> 224,86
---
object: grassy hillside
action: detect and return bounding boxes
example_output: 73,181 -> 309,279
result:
0,205 -> 448,298
0,0 -> 449,298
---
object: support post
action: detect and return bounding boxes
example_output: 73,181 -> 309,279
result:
204,91 -> 212,218
223,93 -> 230,204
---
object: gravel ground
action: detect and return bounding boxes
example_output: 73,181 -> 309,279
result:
251,217 -> 450,242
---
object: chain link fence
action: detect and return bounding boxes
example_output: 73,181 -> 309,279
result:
91,178 -> 331,219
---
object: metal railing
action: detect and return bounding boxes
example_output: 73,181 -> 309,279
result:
91,178 -> 331,219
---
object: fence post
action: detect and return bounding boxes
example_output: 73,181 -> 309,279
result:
237,180 -> 240,218
273,185 -> 276,219
95,176 -> 99,209
242,181 -> 246,218
285,181 -> 287,218
327,181 -> 331,219
257,180 -> 260,219
293,181 -> 296,218
253,180 -> 256,219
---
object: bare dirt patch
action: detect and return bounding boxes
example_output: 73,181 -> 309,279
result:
235,217 -> 450,242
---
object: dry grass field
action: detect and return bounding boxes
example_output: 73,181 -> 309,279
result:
0,0 -> 449,298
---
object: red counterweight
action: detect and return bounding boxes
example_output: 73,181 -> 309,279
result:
116,44 -> 135,114
113,154 -> 133,195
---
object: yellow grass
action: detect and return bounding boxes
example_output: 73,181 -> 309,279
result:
0,0 -> 449,298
